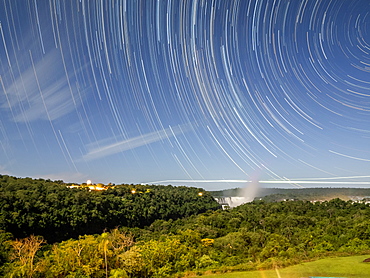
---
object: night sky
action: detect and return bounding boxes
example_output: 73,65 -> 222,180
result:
0,0 -> 369,189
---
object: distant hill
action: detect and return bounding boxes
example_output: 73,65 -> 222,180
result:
210,187 -> 370,202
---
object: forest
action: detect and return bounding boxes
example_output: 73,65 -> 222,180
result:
1,175 -> 370,277
0,175 -> 219,243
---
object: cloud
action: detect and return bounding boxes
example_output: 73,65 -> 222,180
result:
82,124 -> 191,161
0,49 -> 81,123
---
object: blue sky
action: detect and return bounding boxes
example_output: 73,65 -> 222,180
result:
0,0 -> 369,190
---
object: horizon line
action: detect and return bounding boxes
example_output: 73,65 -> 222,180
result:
147,179 -> 370,185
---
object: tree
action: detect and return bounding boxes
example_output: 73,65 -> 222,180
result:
43,235 -> 104,277
0,230 -> 12,276
139,237 -> 196,277
7,235 -> 45,278
259,233 -> 290,260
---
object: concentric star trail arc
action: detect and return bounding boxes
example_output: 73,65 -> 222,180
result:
0,0 -> 369,189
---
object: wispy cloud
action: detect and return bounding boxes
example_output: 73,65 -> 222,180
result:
82,124 -> 191,161
0,49 -> 82,123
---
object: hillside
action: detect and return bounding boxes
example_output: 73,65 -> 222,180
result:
0,174 -> 220,242
211,187 -> 370,202
2,175 -> 370,277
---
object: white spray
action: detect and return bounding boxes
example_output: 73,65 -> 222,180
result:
227,180 -> 260,208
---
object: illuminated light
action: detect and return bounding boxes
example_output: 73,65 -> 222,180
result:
86,180 -> 92,185
198,192 -> 203,196
131,189 -> 136,194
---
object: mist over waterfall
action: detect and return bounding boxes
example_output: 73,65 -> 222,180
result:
216,181 -> 260,208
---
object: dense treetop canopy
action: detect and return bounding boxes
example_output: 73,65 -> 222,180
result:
0,175 -> 219,242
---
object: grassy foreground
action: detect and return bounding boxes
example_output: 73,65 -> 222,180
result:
201,255 -> 370,278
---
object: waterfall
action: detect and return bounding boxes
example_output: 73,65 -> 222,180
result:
215,181 -> 260,208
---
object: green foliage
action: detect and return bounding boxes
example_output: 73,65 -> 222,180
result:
0,230 -> 12,274
20,229 -> 136,278
109,268 -> 128,278
5,234 -> 45,278
338,238 -> 369,253
115,246 -> 144,276
0,175 -> 220,242
196,255 -> 219,269
3,174 -> 370,277
259,233 -> 290,260
43,235 -> 104,277
139,237 -> 196,277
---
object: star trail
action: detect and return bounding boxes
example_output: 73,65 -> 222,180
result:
0,0 -> 369,189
